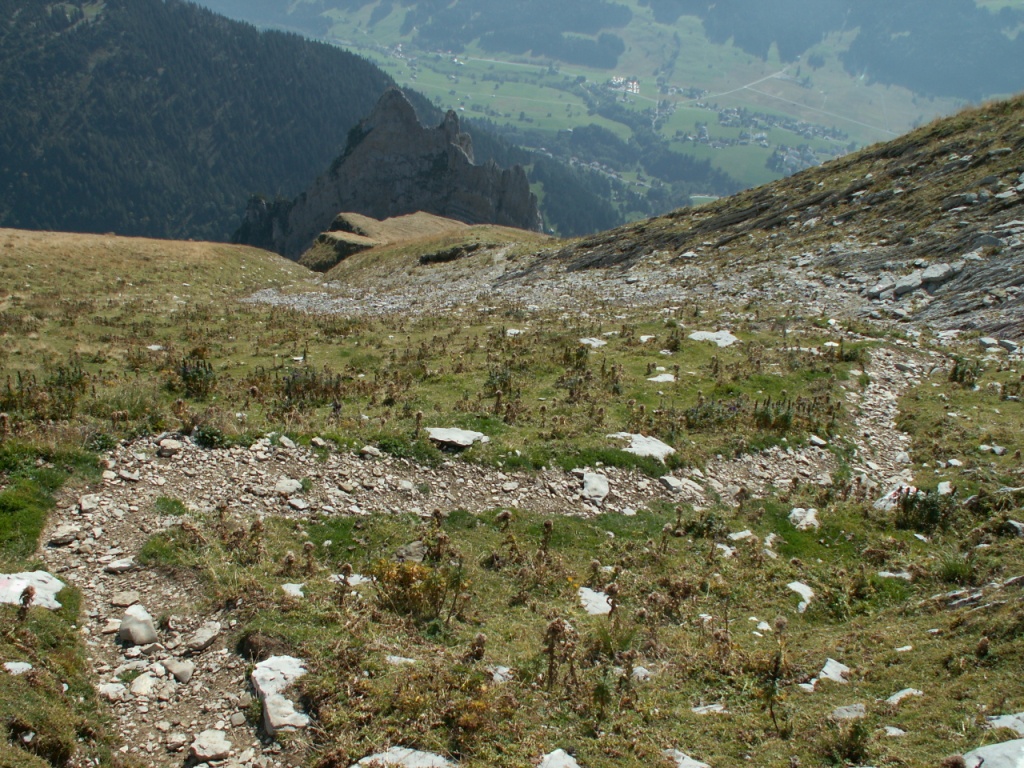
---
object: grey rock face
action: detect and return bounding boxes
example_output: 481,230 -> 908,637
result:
237,88 -> 542,260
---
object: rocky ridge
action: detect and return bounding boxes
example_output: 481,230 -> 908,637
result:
235,88 -> 541,260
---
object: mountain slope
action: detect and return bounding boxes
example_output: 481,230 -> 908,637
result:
2,94 -> 1024,768
0,0 -> 404,240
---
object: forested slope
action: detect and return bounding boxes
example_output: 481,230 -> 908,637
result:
0,0 -> 404,240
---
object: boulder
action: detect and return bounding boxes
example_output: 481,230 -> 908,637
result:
921,262 -> 957,284
607,432 -> 676,461
688,330 -> 739,347
252,656 -> 310,736
425,427 -> 489,448
275,478 -> 303,496
186,621 -> 221,652
0,571 -> 66,610
118,605 -> 158,645
887,688 -> 923,706
963,738 -> 1024,768
129,672 -> 160,697
156,438 -> 183,457
190,730 -> 232,763
866,278 -> 895,299
48,524 -> 81,547
578,587 -> 612,615
164,659 -> 195,684
987,713 -> 1024,737
104,557 -> 136,574
893,271 -> 924,296
820,658 -> 851,684
581,472 -> 609,504
788,507 -> 820,531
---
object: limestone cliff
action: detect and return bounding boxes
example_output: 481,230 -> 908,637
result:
235,88 -> 542,259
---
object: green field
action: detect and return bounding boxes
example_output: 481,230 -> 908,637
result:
323,1 -> 969,195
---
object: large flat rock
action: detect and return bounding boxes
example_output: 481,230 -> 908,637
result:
425,427 -> 489,448
0,571 -> 65,610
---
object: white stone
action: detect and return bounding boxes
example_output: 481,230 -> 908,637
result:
728,529 -> 753,541
606,432 -> 675,461
79,494 -> 100,513
820,658 -> 851,684
278,435 -> 297,450
832,703 -> 866,720
190,730 -> 232,762
539,749 -> 581,768
691,703 -> 727,715
0,571 -> 65,610
788,581 -> 814,612
809,435 -> 828,447
275,478 -> 303,495
788,507 -> 820,531
263,692 -> 310,734
350,747 -> 455,767
884,726 -> 907,737
252,656 -> 309,736
4,661 -> 32,675
118,604 -> 158,645
130,672 -> 160,697
48,524 -> 81,547
963,738 -> 1024,768
579,587 -> 612,615
631,666 -> 651,681
688,330 -> 739,347
873,484 -> 918,511
98,682 -> 127,702
579,337 -> 607,348
663,749 -> 711,768
252,655 -> 307,698
164,659 -> 195,684
281,583 -> 305,598
386,655 -> 418,666
581,472 -> 609,503
186,621 -> 221,652
886,688 -> 923,706
330,573 -> 370,587
157,438 -> 183,457
648,373 -> 676,383
425,428 -> 489,447
987,713 -> 1024,737
104,557 -> 136,574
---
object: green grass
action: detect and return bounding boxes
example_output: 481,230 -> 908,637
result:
0,436 -> 127,766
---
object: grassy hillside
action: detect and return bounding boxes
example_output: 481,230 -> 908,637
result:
1,95 -> 1023,766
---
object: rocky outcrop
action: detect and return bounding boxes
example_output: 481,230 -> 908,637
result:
235,88 -> 542,260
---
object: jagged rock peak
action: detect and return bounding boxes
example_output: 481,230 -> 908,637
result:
235,88 -> 541,260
